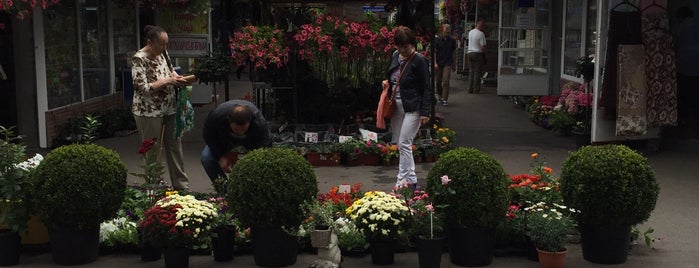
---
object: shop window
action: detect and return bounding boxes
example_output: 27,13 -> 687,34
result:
44,2 -> 80,109
562,0 -> 597,80
80,0 -> 110,101
44,0 -> 114,109
112,3 -> 137,94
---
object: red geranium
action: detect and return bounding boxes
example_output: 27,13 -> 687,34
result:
317,183 -> 363,216
132,138 -> 165,188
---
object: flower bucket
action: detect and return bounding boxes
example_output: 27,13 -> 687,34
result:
370,240 -> 396,265
252,227 -> 298,267
306,152 -> 341,166
447,226 -> 495,267
537,248 -> 567,268
211,225 -> 236,262
581,224 -> 631,264
417,237 -> 444,268
0,230 -> 20,266
310,229 -> 333,248
49,226 -> 100,265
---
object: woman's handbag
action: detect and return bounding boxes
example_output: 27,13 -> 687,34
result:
376,52 -> 416,129
380,81 -> 394,119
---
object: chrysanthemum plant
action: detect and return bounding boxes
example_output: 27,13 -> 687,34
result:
345,191 -> 410,242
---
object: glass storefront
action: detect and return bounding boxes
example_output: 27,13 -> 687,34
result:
44,0 -> 126,109
562,0 -> 597,80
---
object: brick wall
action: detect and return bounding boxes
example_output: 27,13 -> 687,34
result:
45,92 -> 124,148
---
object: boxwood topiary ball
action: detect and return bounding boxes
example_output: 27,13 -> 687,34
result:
560,144 -> 659,227
425,147 -> 509,228
32,144 -> 127,229
227,147 -> 318,229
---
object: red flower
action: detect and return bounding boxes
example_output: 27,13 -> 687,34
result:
138,138 -> 156,154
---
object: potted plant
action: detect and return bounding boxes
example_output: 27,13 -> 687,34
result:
304,142 -> 341,166
560,144 -> 660,264
335,217 -> 369,256
32,143 -> 127,265
425,147 -> 510,267
138,194 -> 218,268
207,196 -> 239,262
525,202 -> 579,268
346,191 -> 410,265
303,199 -> 336,246
0,126 -> 41,266
193,47 -> 233,85
395,186 -> 444,268
338,138 -> 382,166
226,147 -> 318,267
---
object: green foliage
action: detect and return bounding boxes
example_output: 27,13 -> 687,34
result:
336,218 -> 368,251
302,199 -> 336,229
631,225 -> 658,249
80,114 -> 102,144
193,47 -> 233,85
0,126 -> 34,233
425,147 -> 509,228
227,147 -> 318,229
525,202 -> 578,252
549,110 -> 577,135
32,144 -> 127,229
560,145 -> 660,227
99,217 -> 138,249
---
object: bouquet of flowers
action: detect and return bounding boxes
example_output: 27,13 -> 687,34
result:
230,25 -> 289,70
345,191 -> 410,242
524,202 -> 579,252
138,194 -> 218,248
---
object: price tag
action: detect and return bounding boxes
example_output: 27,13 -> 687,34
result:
339,135 -> 353,143
305,132 -> 318,143
338,184 -> 351,194
359,128 -> 377,142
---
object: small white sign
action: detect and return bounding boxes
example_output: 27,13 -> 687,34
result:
339,136 -> 354,143
305,132 -> 319,143
338,184 -> 351,194
359,128 -> 378,142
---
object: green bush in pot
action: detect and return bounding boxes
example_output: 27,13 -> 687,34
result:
425,147 -> 509,227
31,144 -> 127,264
32,144 -> 127,229
560,144 -> 659,264
226,147 -> 318,266
227,147 -> 318,229
560,144 -> 659,227
425,147 -> 509,266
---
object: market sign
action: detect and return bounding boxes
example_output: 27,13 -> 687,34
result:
167,35 -> 209,57
156,7 -> 210,57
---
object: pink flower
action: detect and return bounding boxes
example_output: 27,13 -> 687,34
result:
440,175 -> 451,185
426,204 -> 434,211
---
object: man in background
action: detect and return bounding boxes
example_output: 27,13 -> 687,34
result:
434,23 -> 457,106
467,19 -> 487,94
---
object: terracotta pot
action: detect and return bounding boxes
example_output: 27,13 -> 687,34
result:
536,248 -> 567,268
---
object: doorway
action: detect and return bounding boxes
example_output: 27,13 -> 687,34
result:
0,13 -> 17,128
497,0 -> 552,95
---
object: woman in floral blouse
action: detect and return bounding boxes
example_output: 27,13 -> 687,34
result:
131,25 -> 190,190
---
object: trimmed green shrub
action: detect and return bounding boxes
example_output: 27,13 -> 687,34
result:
32,144 -> 127,229
227,147 -> 318,229
425,147 -> 509,228
560,145 -> 659,227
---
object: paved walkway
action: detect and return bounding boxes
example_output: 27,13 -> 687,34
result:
18,74 -> 699,267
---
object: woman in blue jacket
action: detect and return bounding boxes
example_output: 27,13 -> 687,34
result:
387,26 -> 433,188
